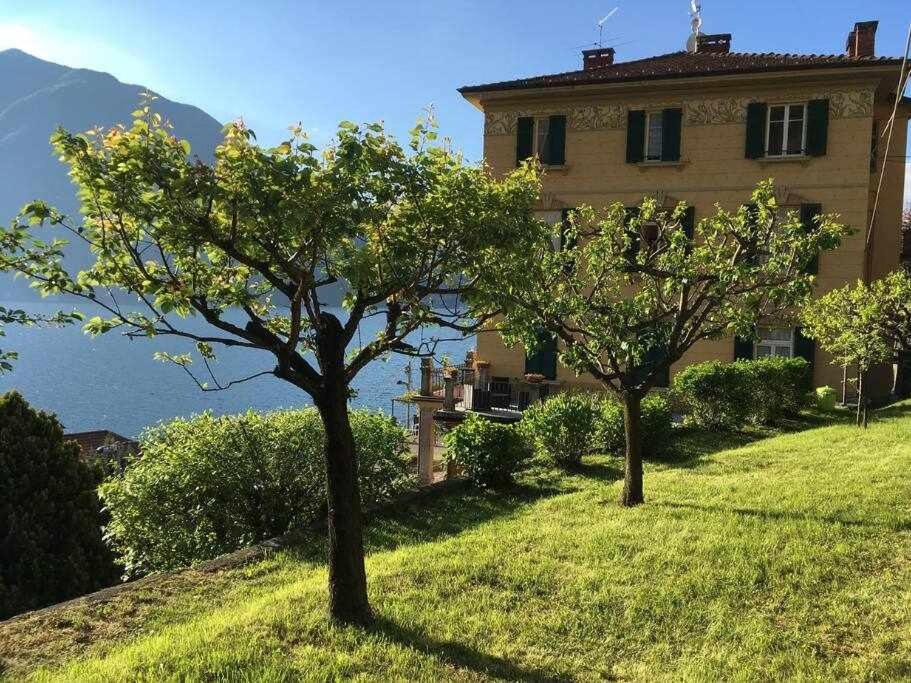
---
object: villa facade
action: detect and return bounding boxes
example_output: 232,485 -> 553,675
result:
459,21 -> 910,399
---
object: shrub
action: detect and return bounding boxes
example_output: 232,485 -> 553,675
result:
520,392 -> 601,467
672,361 -> 750,429
816,385 -> 837,411
738,356 -> 811,424
443,413 -> 531,487
595,393 -> 673,457
100,408 -> 414,576
0,392 -> 119,619
674,357 -> 812,429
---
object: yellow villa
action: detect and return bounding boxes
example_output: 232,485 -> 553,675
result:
458,20 -> 910,401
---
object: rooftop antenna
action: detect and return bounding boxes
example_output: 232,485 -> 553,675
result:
597,7 -> 619,48
686,0 -> 702,53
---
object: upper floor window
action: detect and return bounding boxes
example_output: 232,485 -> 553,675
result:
766,104 -> 806,157
645,112 -> 664,161
627,108 -> 682,164
745,99 -> 829,159
516,115 -> 566,166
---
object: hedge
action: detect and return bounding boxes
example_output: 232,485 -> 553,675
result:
100,408 -> 414,576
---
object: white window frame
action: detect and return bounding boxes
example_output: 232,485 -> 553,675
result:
754,327 -> 794,359
533,116 -> 550,161
765,103 -> 807,158
644,111 -> 664,162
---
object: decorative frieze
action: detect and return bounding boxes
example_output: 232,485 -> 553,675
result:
569,105 -> 625,131
685,97 -> 749,126
483,87 -> 874,135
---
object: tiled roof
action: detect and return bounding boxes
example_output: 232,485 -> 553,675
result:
65,430 -> 139,459
459,51 -> 903,94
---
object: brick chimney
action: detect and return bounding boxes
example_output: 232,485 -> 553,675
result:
845,20 -> 878,58
696,33 -> 732,54
582,47 -> 615,70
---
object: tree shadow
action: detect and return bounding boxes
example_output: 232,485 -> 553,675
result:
282,480 -> 570,565
653,500 -> 911,532
573,459 -> 624,483
369,615 -> 571,682
645,409 -> 857,471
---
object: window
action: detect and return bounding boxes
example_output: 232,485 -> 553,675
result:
766,104 -> 806,157
626,109 -> 681,163
516,115 -> 566,166
645,112 -> 664,161
755,327 -> 793,358
535,117 -> 551,160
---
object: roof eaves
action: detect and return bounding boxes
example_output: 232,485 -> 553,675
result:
458,54 -> 904,95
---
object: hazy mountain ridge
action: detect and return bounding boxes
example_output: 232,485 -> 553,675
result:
0,48 -> 224,300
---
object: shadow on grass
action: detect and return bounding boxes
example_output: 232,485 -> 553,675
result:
370,616 -> 570,682
572,459 -> 624,483
284,481 -> 570,565
645,409 -> 857,471
653,500 -> 911,532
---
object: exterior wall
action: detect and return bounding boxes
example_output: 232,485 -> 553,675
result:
472,75 -> 908,398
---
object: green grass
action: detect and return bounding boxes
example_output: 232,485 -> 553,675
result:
3,405 -> 911,681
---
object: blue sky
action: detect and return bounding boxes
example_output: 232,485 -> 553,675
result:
1,0 -> 909,200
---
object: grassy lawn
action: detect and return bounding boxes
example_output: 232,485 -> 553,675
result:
3,405 -> 911,681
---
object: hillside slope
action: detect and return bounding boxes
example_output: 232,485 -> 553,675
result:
0,49 -> 224,300
3,406 -> 911,680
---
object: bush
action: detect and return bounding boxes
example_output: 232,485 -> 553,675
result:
595,393 -> 673,457
738,356 -> 811,424
816,385 -> 837,410
0,392 -> 119,619
672,361 -> 750,429
673,357 -> 812,429
443,413 -> 531,487
100,408 -> 414,576
520,392 -> 601,467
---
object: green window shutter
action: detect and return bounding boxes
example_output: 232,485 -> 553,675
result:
681,206 -> 696,240
560,208 -> 577,272
647,345 -> 671,388
547,115 -> 566,165
744,202 -> 760,265
661,107 -> 682,161
516,116 -> 534,166
806,99 -> 829,157
734,336 -> 754,360
626,110 -> 646,163
525,330 -> 557,380
745,102 -> 767,159
793,327 -> 816,386
800,203 -> 822,274
624,206 -> 641,265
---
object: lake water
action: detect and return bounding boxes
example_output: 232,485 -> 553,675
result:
0,301 -> 472,437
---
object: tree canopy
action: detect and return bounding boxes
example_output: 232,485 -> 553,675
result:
476,180 -> 847,504
0,99 -> 542,623
802,270 -> 911,425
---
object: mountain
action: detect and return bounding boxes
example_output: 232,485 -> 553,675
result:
0,49 -> 225,300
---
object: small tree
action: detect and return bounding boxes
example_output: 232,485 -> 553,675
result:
802,270 -> 911,426
0,392 -> 119,619
0,102 -> 540,623
477,181 -> 846,505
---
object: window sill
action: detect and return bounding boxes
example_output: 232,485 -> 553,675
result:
756,154 -> 812,165
635,160 -> 686,170
541,163 -> 570,173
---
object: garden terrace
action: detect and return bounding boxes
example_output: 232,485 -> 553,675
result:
3,404 -> 911,680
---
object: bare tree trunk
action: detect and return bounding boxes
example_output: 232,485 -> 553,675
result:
315,314 -> 371,624
620,391 -> 644,507
856,370 -> 864,428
